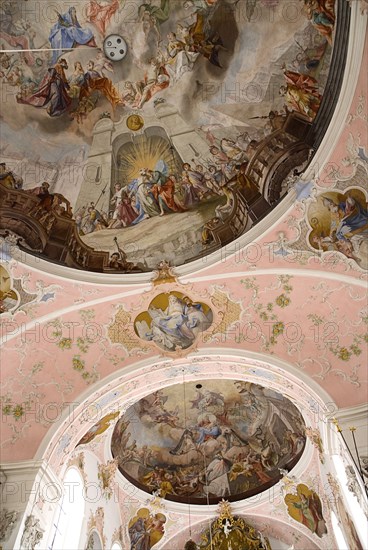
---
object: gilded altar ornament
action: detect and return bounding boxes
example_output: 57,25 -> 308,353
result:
197,500 -> 272,550
126,114 -> 144,131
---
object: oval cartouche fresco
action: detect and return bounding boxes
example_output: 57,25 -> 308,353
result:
0,0 -> 336,273
134,291 -> 213,352
111,380 -> 306,504
0,265 -> 19,314
307,188 -> 368,269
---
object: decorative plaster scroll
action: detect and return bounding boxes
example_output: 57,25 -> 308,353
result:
20,515 -> 44,550
66,452 -> 87,484
0,262 -> 60,319
87,508 -> 106,549
111,526 -> 125,548
345,464 -> 367,511
0,509 -> 18,542
97,459 -> 118,499
152,261 -> 177,286
305,427 -> 325,464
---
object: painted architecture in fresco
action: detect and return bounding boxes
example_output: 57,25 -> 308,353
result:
111,380 -> 306,504
0,0 -> 341,273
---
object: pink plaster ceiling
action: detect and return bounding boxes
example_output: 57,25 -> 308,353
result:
0,1 -> 367,479
1,6 -> 367,550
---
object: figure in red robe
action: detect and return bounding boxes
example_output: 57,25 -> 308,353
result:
133,59 -> 170,108
16,59 -> 72,117
86,0 -> 120,36
152,174 -> 185,216
79,60 -> 122,108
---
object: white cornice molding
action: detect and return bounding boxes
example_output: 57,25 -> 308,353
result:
331,403 -> 368,422
0,460 -> 43,476
0,459 -> 60,484
179,268 -> 368,287
2,266 -> 366,346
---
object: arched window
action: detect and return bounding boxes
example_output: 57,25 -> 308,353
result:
111,543 -> 121,550
49,468 -> 85,549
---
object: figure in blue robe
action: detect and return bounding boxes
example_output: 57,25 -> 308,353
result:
49,7 -> 96,65
336,197 -> 368,241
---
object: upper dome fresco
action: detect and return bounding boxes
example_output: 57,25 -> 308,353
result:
0,0 -> 336,273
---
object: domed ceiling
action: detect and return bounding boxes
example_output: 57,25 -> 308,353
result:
0,0 -> 337,273
111,380 -> 306,504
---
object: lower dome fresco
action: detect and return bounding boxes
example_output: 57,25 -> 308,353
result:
111,380 -> 306,504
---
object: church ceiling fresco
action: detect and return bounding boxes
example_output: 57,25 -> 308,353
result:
111,379 -> 306,504
0,0 -> 338,273
0,268 -> 367,461
306,187 -> 368,268
0,5 -> 367,549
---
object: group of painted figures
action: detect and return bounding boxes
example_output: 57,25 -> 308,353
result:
112,382 -> 306,501
0,0 -> 335,121
77,140 -> 252,236
0,0 -> 227,120
4,0 -> 363,271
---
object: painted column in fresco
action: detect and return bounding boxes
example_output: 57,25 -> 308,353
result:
154,102 -> 210,163
74,117 -> 114,217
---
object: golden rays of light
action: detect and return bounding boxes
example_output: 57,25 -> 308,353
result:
116,135 -> 181,184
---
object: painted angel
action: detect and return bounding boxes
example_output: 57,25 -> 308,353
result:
86,0 -> 120,36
